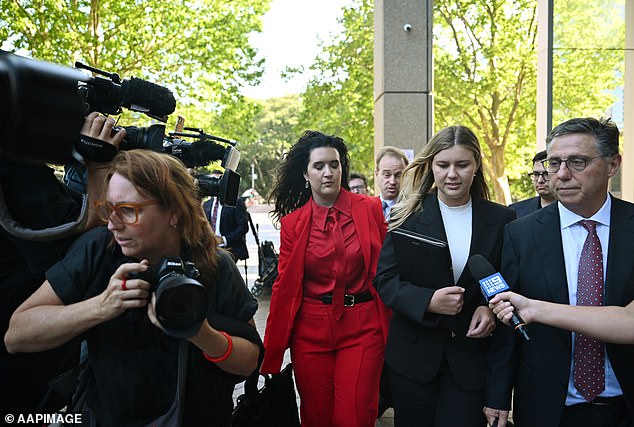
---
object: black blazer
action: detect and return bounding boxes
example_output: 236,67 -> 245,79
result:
203,197 -> 249,260
374,194 -> 515,391
487,196 -> 634,426
509,196 -> 541,219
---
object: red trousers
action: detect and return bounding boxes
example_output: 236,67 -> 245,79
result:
289,298 -> 384,427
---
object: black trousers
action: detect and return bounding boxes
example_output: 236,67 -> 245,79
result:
389,359 -> 486,427
560,398 -> 631,427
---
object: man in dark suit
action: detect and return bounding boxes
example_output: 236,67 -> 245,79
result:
509,150 -> 555,218
485,117 -> 634,427
202,170 -> 249,262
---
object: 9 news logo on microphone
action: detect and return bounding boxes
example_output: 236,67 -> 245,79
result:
479,272 -> 510,300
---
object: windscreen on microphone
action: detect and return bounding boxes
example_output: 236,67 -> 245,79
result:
187,140 -> 227,167
120,77 -> 176,118
467,254 -> 530,341
467,254 -> 511,300
467,255 -> 496,284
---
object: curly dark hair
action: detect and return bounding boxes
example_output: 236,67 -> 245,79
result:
268,130 -> 350,226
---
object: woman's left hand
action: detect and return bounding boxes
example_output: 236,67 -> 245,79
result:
466,305 -> 496,338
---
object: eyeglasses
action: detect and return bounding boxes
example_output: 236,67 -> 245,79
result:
541,155 -> 604,173
94,200 -> 160,224
350,185 -> 367,192
527,171 -> 549,181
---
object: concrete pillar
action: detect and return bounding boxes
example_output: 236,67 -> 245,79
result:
622,0 -> 634,202
374,0 -> 433,163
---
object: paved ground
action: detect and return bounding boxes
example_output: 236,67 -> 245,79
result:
233,204 -> 395,426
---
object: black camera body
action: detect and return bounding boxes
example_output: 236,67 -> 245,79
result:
197,169 -> 241,206
132,256 -> 209,339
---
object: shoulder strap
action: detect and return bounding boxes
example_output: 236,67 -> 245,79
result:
175,340 -> 189,426
247,212 -> 260,246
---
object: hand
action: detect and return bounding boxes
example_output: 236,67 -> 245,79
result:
428,286 -> 465,315
483,407 -> 509,427
81,112 -> 126,148
467,305 -> 496,338
489,291 -> 532,325
96,260 -> 150,321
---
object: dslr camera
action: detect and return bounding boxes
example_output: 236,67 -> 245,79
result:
131,256 -> 209,339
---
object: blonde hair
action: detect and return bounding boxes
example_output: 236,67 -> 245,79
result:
389,126 -> 489,230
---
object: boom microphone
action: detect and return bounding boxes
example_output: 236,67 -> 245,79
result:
120,77 -> 176,119
467,254 -> 530,341
166,139 -> 226,168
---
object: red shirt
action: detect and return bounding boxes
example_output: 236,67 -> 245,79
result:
303,190 -> 365,299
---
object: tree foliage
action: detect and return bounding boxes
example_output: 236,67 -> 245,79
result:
293,0 -> 375,180
235,95 -> 301,198
433,0 -> 539,204
1,0 -> 270,139
551,0 -> 624,123
434,0 -> 624,203
297,0 -> 624,204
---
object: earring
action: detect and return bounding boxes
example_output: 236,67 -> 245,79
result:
171,223 -> 177,229
305,180 -> 309,189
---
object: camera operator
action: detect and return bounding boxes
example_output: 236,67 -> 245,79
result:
0,112 -> 125,414
4,149 -> 261,426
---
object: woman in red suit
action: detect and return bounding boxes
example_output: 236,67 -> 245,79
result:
260,131 -> 389,426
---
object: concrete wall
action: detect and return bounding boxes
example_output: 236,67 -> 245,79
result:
374,0 -> 433,163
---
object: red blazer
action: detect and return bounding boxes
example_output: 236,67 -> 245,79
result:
260,190 -> 389,374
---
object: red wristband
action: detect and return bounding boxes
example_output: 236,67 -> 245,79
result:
203,331 -> 233,363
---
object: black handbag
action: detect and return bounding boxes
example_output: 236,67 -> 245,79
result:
45,341 -> 189,427
232,363 -> 300,427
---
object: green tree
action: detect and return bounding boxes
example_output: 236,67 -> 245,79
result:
293,0 -> 375,179
297,0 -> 624,204
551,0 -> 624,123
236,95 -> 301,198
1,0 -> 270,138
433,0 -> 539,204
434,0 -> 624,204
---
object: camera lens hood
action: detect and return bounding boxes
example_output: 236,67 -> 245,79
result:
155,273 -> 209,339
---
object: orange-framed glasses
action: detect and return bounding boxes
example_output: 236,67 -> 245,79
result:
94,200 -> 160,224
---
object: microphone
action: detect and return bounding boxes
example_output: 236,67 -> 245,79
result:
467,254 -> 530,341
120,77 -> 176,119
183,140 -> 227,167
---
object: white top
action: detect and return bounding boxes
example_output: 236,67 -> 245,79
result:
438,198 -> 472,284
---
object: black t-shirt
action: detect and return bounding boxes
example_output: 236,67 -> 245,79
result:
46,226 -> 259,427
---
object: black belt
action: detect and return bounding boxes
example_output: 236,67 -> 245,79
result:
321,292 -> 373,307
588,396 -> 624,406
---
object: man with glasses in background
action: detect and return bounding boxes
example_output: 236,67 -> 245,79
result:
509,150 -> 555,218
485,117 -> 634,427
349,172 -> 369,195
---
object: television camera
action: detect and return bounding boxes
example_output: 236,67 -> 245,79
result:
0,51 -> 242,243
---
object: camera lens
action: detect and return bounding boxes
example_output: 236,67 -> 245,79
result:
155,274 -> 208,338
